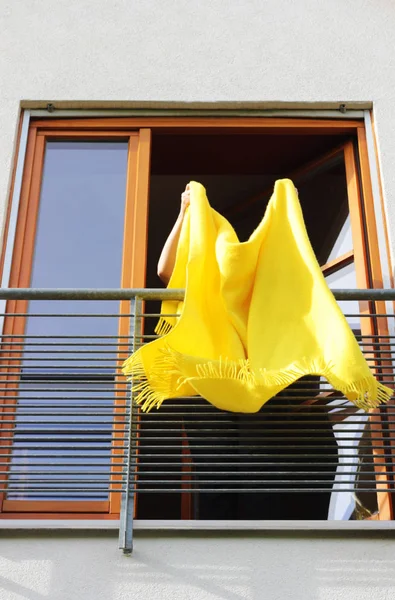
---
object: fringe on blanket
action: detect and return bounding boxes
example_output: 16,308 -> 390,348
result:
122,346 -> 393,413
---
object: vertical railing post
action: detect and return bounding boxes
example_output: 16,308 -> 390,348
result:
119,296 -> 142,554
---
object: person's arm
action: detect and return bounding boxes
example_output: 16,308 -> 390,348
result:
157,184 -> 190,285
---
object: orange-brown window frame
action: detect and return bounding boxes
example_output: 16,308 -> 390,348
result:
0,124 -> 151,518
0,115 -> 391,520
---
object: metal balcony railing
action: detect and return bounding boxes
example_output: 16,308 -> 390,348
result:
0,288 -> 394,554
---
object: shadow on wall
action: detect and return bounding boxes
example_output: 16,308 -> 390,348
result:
1,533 -> 395,600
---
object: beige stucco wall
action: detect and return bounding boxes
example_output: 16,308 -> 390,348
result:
1,530 -> 395,600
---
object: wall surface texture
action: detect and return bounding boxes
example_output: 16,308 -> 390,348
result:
1,0 -> 395,262
1,531 -> 395,600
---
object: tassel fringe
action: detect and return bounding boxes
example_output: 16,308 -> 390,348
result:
154,317 -> 174,337
122,346 -> 186,412
123,348 -> 393,413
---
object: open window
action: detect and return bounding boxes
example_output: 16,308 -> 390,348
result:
0,115 -> 391,521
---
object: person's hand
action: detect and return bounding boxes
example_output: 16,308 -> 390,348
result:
180,184 -> 190,217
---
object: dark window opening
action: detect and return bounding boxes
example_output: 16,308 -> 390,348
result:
139,130 -> 362,521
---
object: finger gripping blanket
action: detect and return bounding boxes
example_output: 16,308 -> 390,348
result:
123,180 -> 392,413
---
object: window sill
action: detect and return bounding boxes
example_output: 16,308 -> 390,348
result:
1,519 -> 395,532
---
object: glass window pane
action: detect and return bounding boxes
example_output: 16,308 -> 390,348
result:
327,216 -> 353,263
325,262 -> 360,329
8,141 -> 129,503
32,141 -> 128,289
26,140 -> 128,345
7,381 -> 116,501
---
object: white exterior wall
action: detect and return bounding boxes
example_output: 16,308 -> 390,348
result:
1,530 -> 395,600
1,0 -> 395,270
2,1 -> 395,598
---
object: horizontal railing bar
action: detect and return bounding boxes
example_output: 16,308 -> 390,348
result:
134,488 -> 393,492
0,335 -> 132,339
0,384 -> 340,391
1,344 -> 395,352
0,287 -> 395,300
0,333 -> 393,339
0,480 -> 387,488
78,350 -> 395,363
0,452 -> 386,459
0,407 -> 358,414
2,358 -> 127,363
0,400 -> 381,407
4,479 -> 124,483
0,378 -> 127,385
4,489 -> 113,492
16,375 -> 128,381
0,313 -> 133,318
2,476 -> 390,485
2,415 -> 387,423
1,472 -> 391,479
3,466 -> 392,474
0,366 -> 121,370
3,350 -> 127,360
0,453 -> 385,460
18,375 -> 122,381
0,288 -> 186,300
0,402 -> 129,406
0,392 -> 130,396
0,343 -> 131,348
0,423 -> 384,431
0,416 -> 376,422
5,471 -> 385,482
0,381 -> 382,389
0,468 -> 108,473
4,426 -> 390,434
140,314 -> 180,318
5,427 -> 394,436
0,465 -> 385,474
0,454 -> 127,459
354,335 -> 395,339
1,462 -> 390,470
4,482 -> 377,489
0,396 -> 348,402
4,488 -> 393,494
328,314 -> 395,318
0,397 -> 351,404
0,421 -> 381,429
0,441 -> 391,449
2,350 -> 130,354
3,312 -> 389,319
0,402 -> 357,409
0,411 -> 129,416
0,440 -> 117,445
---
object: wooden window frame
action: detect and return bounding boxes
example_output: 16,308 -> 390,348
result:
0,115 -> 391,520
0,124 -> 151,519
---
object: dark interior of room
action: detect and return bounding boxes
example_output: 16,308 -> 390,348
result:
138,129 -> 354,520
146,130 -> 351,290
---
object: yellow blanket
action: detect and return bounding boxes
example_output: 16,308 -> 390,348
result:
123,180 -> 392,413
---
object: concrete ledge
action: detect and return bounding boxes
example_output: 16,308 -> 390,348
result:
0,519 -> 394,532
21,100 -> 373,111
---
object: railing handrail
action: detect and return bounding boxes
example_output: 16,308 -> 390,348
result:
0,288 -> 185,301
0,288 -> 394,301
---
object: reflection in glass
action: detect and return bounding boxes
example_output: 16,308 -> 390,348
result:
327,215 -> 352,262
9,142 -> 129,502
7,382 -> 115,501
26,141 -> 128,347
325,262 -> 360,329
